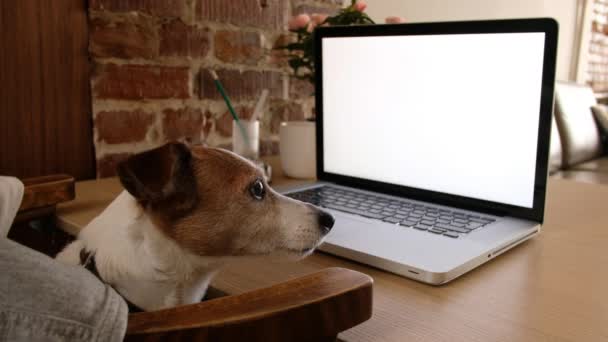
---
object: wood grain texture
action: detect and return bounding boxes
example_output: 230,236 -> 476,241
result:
125,267 -> 372,342
56,157 -> 608,341
0,0 -> 94,180
19,174 -> 75,211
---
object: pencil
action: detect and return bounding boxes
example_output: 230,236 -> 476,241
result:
208,70 -> 251,148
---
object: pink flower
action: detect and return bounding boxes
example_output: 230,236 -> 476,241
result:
288,14 -> 311,31
311,13 -> 328,25
385,16 -> 406,24
353,1 -> 367,12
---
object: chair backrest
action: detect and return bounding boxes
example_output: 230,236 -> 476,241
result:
548,117 -> 563,174
554,82 -> 603,167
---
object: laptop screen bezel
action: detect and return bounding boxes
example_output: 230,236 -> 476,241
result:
313,18 -> 558,223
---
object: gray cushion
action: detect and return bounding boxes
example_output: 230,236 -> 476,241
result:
554,82 -> 602,166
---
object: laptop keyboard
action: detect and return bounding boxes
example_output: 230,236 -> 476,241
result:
287,185 -> 496,238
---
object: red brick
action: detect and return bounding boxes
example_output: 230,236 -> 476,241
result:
260,139 -> 279,156
269,99 -> 305,133
199,68 -> 282,102
97,153 -> 132,178
289,77 -> 314,99
160,19 -> 210,57
215,139 -> 277,156
293,4 -> 338,15
90,0 -> 188,18
215,106 -> 254,137
318,0 -> 343,4
162,107 -> 204,141
214,30 -> 263,65
269,34 -> 291,68
95,109 -> 155,144
196,0 -> 287,29
94,64 -> 190,100
89,14 -> 158,59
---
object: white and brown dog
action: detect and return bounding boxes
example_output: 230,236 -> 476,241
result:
56,142 -> 334,311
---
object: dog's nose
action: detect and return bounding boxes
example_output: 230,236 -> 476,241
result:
318,210 -> 335,234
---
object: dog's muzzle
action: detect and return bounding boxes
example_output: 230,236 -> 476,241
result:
317,209 -> 335,234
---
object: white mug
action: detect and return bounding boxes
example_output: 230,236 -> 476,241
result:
232,120 -> 259,160
279,121 -> 316,179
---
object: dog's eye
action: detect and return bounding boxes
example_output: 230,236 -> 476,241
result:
249,179 -> 266,200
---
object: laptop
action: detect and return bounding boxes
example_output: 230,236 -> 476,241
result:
281,18 -> 558,285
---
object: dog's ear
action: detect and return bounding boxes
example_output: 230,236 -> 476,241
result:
117,142 -> 199,217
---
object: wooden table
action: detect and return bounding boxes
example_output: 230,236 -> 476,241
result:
57,157 -> 608,341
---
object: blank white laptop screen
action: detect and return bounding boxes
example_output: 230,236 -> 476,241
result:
322,33 -> 545,208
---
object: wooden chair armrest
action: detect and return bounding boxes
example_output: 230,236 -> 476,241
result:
126,267 -> 373,342
18,174 -> 75,212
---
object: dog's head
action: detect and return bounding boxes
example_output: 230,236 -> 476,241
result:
117,142 -> 334,259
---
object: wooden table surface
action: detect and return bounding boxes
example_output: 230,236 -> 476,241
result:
57,157 -> 608,341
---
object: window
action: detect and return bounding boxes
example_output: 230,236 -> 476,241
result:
587,0 -> 608,94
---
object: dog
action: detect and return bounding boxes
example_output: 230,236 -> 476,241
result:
56,142 -> 335,311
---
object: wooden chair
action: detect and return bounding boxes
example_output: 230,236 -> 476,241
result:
11,175 -> 374,342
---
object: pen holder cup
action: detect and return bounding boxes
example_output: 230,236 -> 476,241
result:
232,120 -> 260,160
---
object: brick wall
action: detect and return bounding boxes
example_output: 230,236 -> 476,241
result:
89,0 -> 341,177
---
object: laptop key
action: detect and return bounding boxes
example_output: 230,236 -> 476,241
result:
449,226 -> 470,233
454,218 -> 469,224
466,222 -> 483,229
414,224 -> 430,231
325,204 -> 385,219
443,232 -> 459,238
435,223 -> 470,234
400,220 -> 417,227
421,220 -> 435,225
382,217 -> 401,224
429,229 -> 445,234
450,222 -> 466,228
